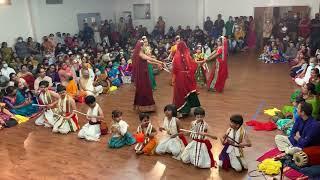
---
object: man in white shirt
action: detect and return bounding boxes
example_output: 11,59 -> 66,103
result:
1,62 -> 15,79
34,68 -> 53,91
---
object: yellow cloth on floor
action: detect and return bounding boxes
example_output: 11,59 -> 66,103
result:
258,158 -> 282,175
264,108 -> 281,116
14,115 -> 30,124
109,86 -> 117,92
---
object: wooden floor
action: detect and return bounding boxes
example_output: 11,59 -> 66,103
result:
0,52 -> 294,180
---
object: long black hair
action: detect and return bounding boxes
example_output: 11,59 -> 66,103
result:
164,104 -> 177,117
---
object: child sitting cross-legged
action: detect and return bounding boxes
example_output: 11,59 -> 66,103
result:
108,110 -> 136,148
134,113 -> 157,155
78,95 -> 104,141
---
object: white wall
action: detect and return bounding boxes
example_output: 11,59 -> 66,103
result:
0,0 -> 117,46
113,0 -> 156,32
0,0 -> 33,46
114,0 -> 202,32
156,0 -> 200,31
30,0 -> 117,41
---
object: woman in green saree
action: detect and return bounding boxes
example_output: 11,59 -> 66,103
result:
142,36 -> 157,90
0,42 -> 13,63
302,83 -> 319,119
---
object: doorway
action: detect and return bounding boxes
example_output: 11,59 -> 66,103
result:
254,6 -> 310,49
77,13 -> 102,31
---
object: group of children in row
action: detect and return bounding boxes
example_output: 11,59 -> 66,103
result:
0,78 -> 251,171
107,104 -> 251,171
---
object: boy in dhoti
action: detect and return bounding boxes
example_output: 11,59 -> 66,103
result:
35,80 -> 60,127
52,85 -> 80,134
218,115 -> 251,172
78,95 -> 104,141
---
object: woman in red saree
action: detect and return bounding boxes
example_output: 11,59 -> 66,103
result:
133,40 -> 164,112
206,36 -> 228,92
172,41 -> 201,116
17,64 -> 35,90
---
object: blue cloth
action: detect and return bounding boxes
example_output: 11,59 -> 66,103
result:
108,132 -> 136,149
289,116 -> 320,148
293,108 -> 299,120
285,158 -> 320,178
3,90 -> 39,117
108,68 -> 121,87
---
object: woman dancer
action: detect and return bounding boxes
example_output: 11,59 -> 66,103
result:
133,39 -> 164,113
172,41 -> 201,117
206,36 -> 228,92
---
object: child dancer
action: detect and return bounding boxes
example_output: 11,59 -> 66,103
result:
156,104 -> 187,159
108,110 -> 136,148
193,45 -> 207,86
35,80 -> 60,127
78,95 -> 104,141
135,113 -> 157,155
218,115 -> 251,172
180,107 -> 216,168
52,85 -> 80,134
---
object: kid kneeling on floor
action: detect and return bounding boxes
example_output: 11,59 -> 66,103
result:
218,114 -> 251,172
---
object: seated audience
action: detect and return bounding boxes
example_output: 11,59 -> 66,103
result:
1,61 -> 15,79
275,102 -> 320,155
34,68 -> 53,91
2,86 -> 39,117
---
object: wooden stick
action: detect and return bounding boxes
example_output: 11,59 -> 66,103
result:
226,136 -> 240,145
163,67 -> 170,73
32,104 -> 47,107
73,110 -> 87,116
179,129 -> 217,140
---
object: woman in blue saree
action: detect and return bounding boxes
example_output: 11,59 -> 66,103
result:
3,86 -> 40,117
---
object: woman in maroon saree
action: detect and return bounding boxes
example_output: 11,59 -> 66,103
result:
172,41 -> 201,116
133,40 -> 164,112
246,16 -> 256,49
17,64 -> 35,90
206,36 -> 228,92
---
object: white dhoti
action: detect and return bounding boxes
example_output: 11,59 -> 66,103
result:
156,117 -> 185,159
78,123 -> 101,141
35,109 -> 56,127
52,95 -> 79,134
86,85 -> 103,97
52,115 -> 79,134
156,135 -> 185,157
228,148 -> 248,172
180,140 -> 211,168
